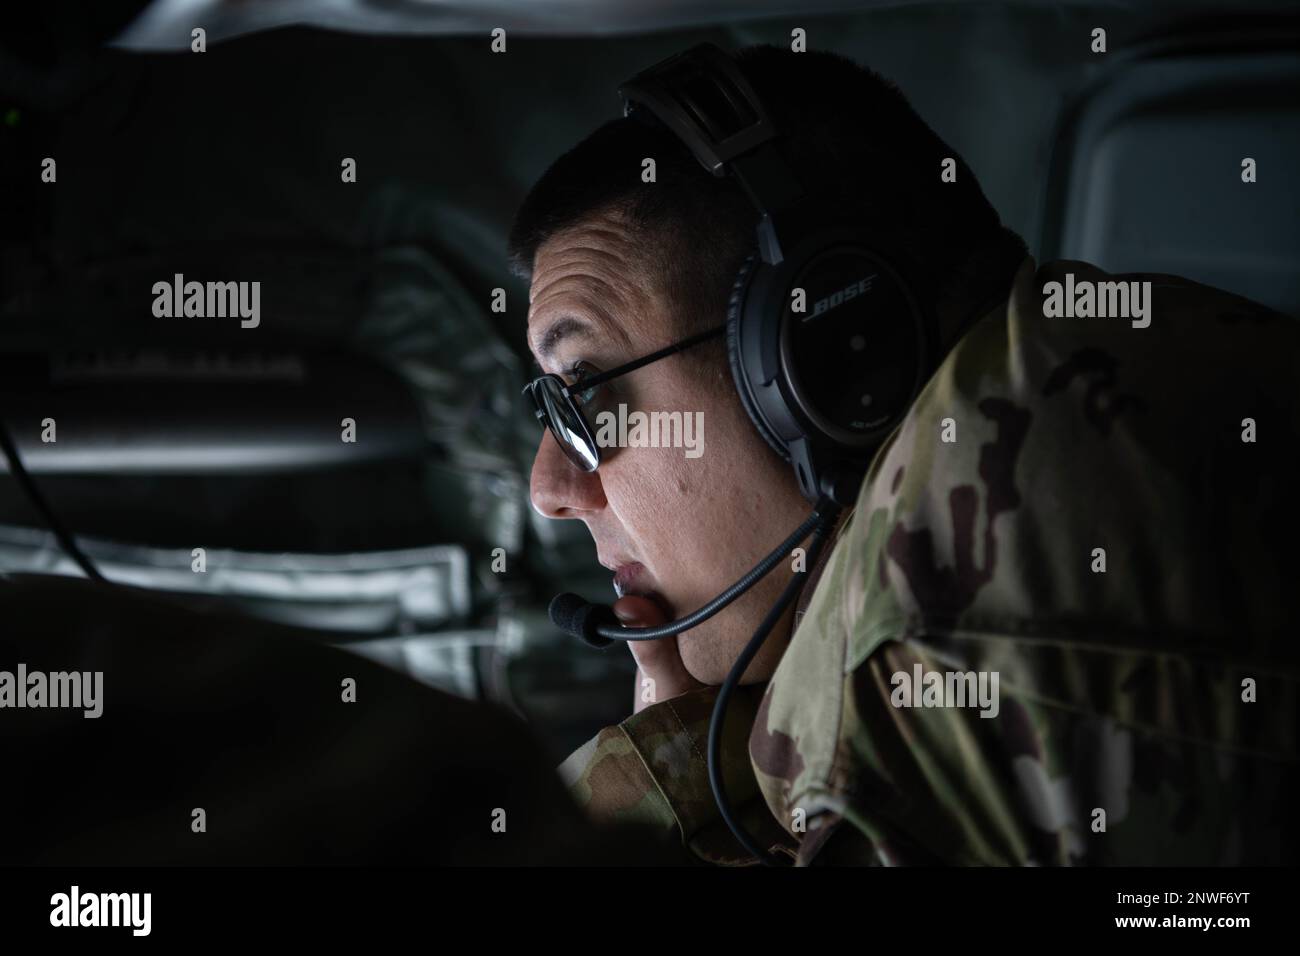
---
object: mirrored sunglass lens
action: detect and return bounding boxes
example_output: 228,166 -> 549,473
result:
537,378 -> 599,471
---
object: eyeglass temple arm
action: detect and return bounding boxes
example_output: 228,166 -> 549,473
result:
574,324 -> 726,391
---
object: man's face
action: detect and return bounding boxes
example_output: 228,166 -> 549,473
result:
525,209 -> 810,685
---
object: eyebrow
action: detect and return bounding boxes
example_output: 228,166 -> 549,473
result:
533,315 -> 592,363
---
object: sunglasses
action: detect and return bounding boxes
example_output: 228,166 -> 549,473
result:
523,324 -> 724,472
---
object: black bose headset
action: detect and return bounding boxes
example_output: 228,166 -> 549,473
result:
619,42 -> 935,505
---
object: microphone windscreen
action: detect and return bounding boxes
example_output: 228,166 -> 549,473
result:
548,592 -> 588,636
549,592 -> 616,649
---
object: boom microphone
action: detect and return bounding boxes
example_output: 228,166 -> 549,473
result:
548,499 -> 835,645
547,593 -> 619,649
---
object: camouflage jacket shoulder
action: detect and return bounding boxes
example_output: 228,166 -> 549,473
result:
754,256 -> 1300,864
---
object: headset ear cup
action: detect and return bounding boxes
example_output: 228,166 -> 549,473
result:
726,252 -> 791,462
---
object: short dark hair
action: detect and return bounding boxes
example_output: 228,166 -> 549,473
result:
509,44 -> 1024,357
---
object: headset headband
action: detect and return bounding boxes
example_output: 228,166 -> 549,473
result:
618,43 -> 806,221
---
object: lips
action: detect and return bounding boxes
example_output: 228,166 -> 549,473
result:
611,564 -> 677,621
612,562 -> 648,598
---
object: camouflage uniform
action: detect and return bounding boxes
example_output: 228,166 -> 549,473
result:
559,257 -> 1300,865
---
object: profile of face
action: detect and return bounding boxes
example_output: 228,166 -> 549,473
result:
526,208 -> 811,685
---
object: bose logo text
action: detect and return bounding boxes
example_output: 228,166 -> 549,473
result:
806,273 -> 877,321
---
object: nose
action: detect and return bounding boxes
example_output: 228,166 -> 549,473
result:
529,428 -> 606,519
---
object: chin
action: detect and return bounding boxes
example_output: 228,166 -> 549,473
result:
678,626 -> 784,687
677,633 -> 726,686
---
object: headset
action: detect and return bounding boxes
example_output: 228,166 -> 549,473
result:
549,42 -> 942,865
623,41 -> 935,504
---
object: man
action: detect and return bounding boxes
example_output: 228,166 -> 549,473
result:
509,45 -> 1298,865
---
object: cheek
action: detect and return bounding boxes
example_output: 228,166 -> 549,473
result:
602,447 -> 701,549
599,404 -> 756,574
